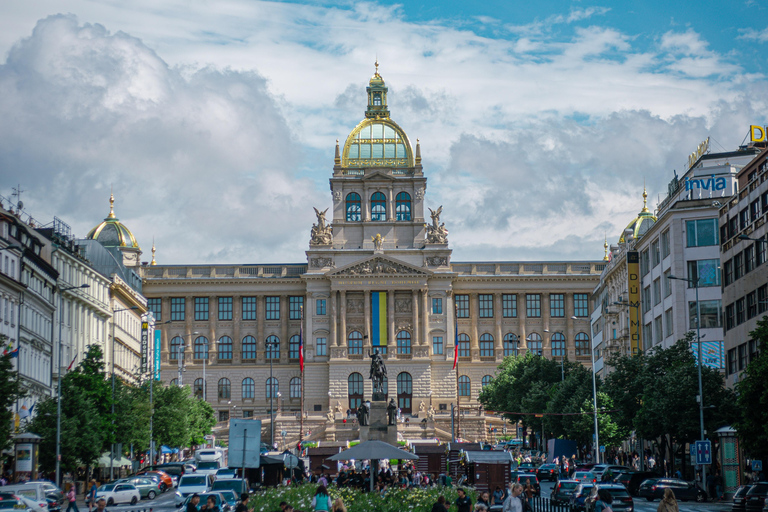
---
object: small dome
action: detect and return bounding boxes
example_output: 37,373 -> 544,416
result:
619,188 -> 657,243
87,194 -> 140,249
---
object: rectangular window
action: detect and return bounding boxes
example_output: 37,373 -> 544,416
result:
433,336 -> 444,355
289,296 -> 304,320
316,337 -> 327,356
242,297 -> 257,320
723,260 -> 733,286
725,303 -> 735,331
734,253 -> 744,280
455,295 -> 469,318
643,323 -> 652,347
759,285 -> 768,314
663,270 -> 672,297
664,308 -> 674,337
651,239 -> 661,267
686,218 -> 719,247
479,294 -> 494,318
739,208 -> 750,231
574,294 -> 589,317
194,297 -> 209,321
266,296 -> 280,320
550,294 -> 565,317
653,279 -> 661,306
687,259 -> 721,287
728,217 -> 739,241
642,286 -> 651,312
689,300 -> 723,329
757,237 -> 767,266
242,410 -> 253,418
502,294 -> 517,317
654,316 -> 663,345
747,291 -> 757,319
661,230 -> 670,258
147,298 -> 162,322
316,299 -> 326,316
640,249 -> 650,276
432,298 -> 443,314
738,343 -> 747,370
526,294 -> 541,318
745,246 -> 755,274
218,297 -> 233,321
170,297 -> 185,321
751,199 -> 761,222
736,298 -> 745,325
727,348 -> 737,375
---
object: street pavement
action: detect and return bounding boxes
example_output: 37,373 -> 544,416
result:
74,488 -> 176,512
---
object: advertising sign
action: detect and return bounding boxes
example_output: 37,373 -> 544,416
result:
626,251 -> 642,355
154,330 -> 162,381
229,419 -> 262,468
141,322 -> 149,374
692,340 -> 725,370
15,443 -> 33,472
750,125 -> 768,142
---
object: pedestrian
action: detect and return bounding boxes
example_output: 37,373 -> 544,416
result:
311,486 -> 331,512
317,473 -> 328,487
93,499 -> 107,512
187,494 -> 201,512
524,481 -> 534,500
66,484 -> 79,512
477,492 -> 491,509
493,486 -> 506,505
657,488 -> 678,512
331,498 -> 346,512
455,488 -> 472,512
87,480 -> 98,512
715,472 -> 724,501
234,494 -> 252,512
431,496 -> 449,512
503,483 -> 524,512
202,496 -> 219,512
594,489 -> 613,512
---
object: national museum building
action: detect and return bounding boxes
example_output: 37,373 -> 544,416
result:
141,68 -> 605,425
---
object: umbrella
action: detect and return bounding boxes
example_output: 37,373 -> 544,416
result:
329,441 -> 417,492
160,446 -> 173,454
97,453 -> 133,468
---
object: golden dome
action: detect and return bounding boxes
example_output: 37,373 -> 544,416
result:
619,187 -> 657,244
86,193 -> 140,249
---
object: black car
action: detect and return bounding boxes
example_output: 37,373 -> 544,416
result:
518,463 -> 537,474
585,484 -> 635,512
551,480 -> 578,505
745,483 -> 768,512
515,474 -> 541,497
613,472 -> 658,496
537,464 -> 560,482
569,483 -> 596,512
733,485 -> 754,512
637,478 -> 706,502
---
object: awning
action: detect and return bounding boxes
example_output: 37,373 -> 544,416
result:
328,440 -> 418,462
97,453 -> 133,467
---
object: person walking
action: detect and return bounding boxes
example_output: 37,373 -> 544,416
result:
331,498 -> 346,512
503,484 -> 524,512
594,489 -> 613,512
86,480 -> 98,512
93,499 -> 107,512
455,488 -> 472,512
187,494 -> 201,512
234,494 -> 253,512
657,488 -> 679,512
202,496 -> 219,512
431,496 -> 449,512
65,485 -> 79,512
311,486 -> 331,512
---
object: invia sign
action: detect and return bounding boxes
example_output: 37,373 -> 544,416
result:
685,175 -> 727,191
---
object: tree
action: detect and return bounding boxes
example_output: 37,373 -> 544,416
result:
0,334 -> 24,454
571,392 -> 627,448
188,398 -> 216,446
735,316 -> 768,461
544,364 -> 594,443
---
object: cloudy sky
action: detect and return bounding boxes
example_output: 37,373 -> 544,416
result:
1,1 -> 766,265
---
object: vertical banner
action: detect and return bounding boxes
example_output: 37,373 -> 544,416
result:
626,251 -> 642,355
154,330 -> 162,380
141,321 -> 149,373
370,292 -> 388,348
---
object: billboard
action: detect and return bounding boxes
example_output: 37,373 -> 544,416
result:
626,251 -> 642,355
154,330 -> 162,380
141,322 -> 149,374
229,419 -> 262,468
692,340 -> 725,370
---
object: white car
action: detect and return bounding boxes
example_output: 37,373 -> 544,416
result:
95,484 -> 141,506
174,475 -> 210,507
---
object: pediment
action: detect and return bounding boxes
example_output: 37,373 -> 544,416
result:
328,255 -> 431,277
363,169 -> 397,180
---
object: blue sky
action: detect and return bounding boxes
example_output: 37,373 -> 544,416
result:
0,1 -> 766,264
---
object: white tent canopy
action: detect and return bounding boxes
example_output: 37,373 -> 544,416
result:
97,453 -> 132,468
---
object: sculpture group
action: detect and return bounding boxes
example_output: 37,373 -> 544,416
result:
426,206 -> 449,244
310,207 -> 333,245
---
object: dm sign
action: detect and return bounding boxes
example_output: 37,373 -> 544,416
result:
141,321 -> 149,374
750,125 -> 768,142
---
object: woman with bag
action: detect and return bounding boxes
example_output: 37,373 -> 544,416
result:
657,488 -> 679,512
311,486 -> 331,512
66,484 -> 79,512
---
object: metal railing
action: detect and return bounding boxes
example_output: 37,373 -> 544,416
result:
529,496 -> 572,512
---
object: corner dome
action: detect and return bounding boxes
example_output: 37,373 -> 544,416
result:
87,194 -> 140,249
619,188 -> 657,243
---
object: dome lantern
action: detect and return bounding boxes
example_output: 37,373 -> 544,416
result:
86,194 -> 142,267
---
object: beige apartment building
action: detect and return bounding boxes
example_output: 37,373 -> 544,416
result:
141,68 -> 603,425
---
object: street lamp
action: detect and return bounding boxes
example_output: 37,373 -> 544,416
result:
668,274 -> 707,489
266,337 -> 280,447
738,234 -> 768,244
175,332 -> 200,387
55,283 -> 90,488
110,305 -> 140,480
543,329 -> 564,381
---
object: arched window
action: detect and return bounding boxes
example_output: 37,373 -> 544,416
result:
193,378 -> 205,399
527,333 -> 542,356
371,192 -> 387,221
242,335 -> 257,360
395,192 -> 411,221
194,336 -> 209,359
397,330 -> 411,355
170,378 -> 178,387
266,377 -> 278,398
218,336 -> 232,360
348,331 -> 363,355
170,336 -> 182,360
482,375 -> 492,388
551,332 -> 566,357
457,333 -> 470,358
503,333 -> 519,357
458,375 -> 471,397
479,333 -> 494,357
266,335 -> 280,360
346,193 -> 361,221
290,377 -> 301,398
289,335 -> 301,359
397,372 -> 413,413
575,332 -> 590,356
242,378 -> 255,399
218,378 -> 231,399
348,372 -> 364,410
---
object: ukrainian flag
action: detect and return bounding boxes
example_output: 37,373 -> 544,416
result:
371,292 -> 388,347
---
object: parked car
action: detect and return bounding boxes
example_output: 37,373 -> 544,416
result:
114,477 -> 161,500
214,469 -> 238,481
745,483 -> 768,512
179,493 -> 231,512
0,492 -> 34,512
94,484 -> 141,506
210,479 -> 250,496
517,462 -> 537,474
537,464 -> 560,482
217,490 -> 238,510
573,472 -> 597,484
1,483 -> 63,512
569,483 -> 595,512
147,464 -> 186,486
551,480 -> 578,505
592,465 -> 632,481
136,470 -> 173,491
585,484 -> 634,512
613,472 -> 658,496
733,485 -> 755,512
637,478 -> 706,502
175,475 -> 211,507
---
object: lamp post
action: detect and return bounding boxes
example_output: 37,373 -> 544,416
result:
574,314 -> 600,464
175,332 -> 199,387
668,275 -> 706,488
266,337 -> 280,447
110,305 -> 139,480
55,283 -> 89,488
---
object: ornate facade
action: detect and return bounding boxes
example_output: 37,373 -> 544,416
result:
141,67 -> 604,434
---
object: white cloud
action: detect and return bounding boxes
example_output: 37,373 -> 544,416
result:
738,27 -> 768,43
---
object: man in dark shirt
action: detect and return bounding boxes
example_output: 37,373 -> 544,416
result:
456,488 -> 472,512
234,494 -> 252,512
187,494 -> 201,512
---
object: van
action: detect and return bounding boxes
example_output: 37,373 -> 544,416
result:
3,483 -> 64,512
174,475 -> 210,507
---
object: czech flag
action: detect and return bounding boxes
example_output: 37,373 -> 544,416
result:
453,305 -> 459,370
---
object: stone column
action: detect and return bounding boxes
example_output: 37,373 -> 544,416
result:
422,289 -> 429,347
412,290 -> 420,346
519,293 -> 527,353
340,291 -> 347,350
330,292 -> 337,347
364,290 -> 372,349
566,293 -> 575,358
280,295 -> 289,362
232,295 -> 241,362
388,291 -> 395,353
257,296 -> 265,360
542,292 -> 550,355
363,184 -> 370,222
469,293 -> 479,350
387,186 -> 395,221
494,293 -> 503,354
446,292 -> 454,361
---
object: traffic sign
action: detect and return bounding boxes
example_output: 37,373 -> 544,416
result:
600,446 -> 605,453
753,460 -> 763,471
695,440 -> 712,465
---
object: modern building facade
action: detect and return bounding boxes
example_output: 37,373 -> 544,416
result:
141,68 -> 603,425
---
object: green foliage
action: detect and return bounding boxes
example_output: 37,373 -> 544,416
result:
735,316 -> 768,460
570,392 -> 627,448
0,334 -> 24,455
544,364 -> 594,443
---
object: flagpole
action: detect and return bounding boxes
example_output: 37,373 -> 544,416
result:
454,304 -> 461,441
299,305 -> 304,449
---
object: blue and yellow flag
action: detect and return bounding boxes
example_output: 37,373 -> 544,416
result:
371,292 -> 388,347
